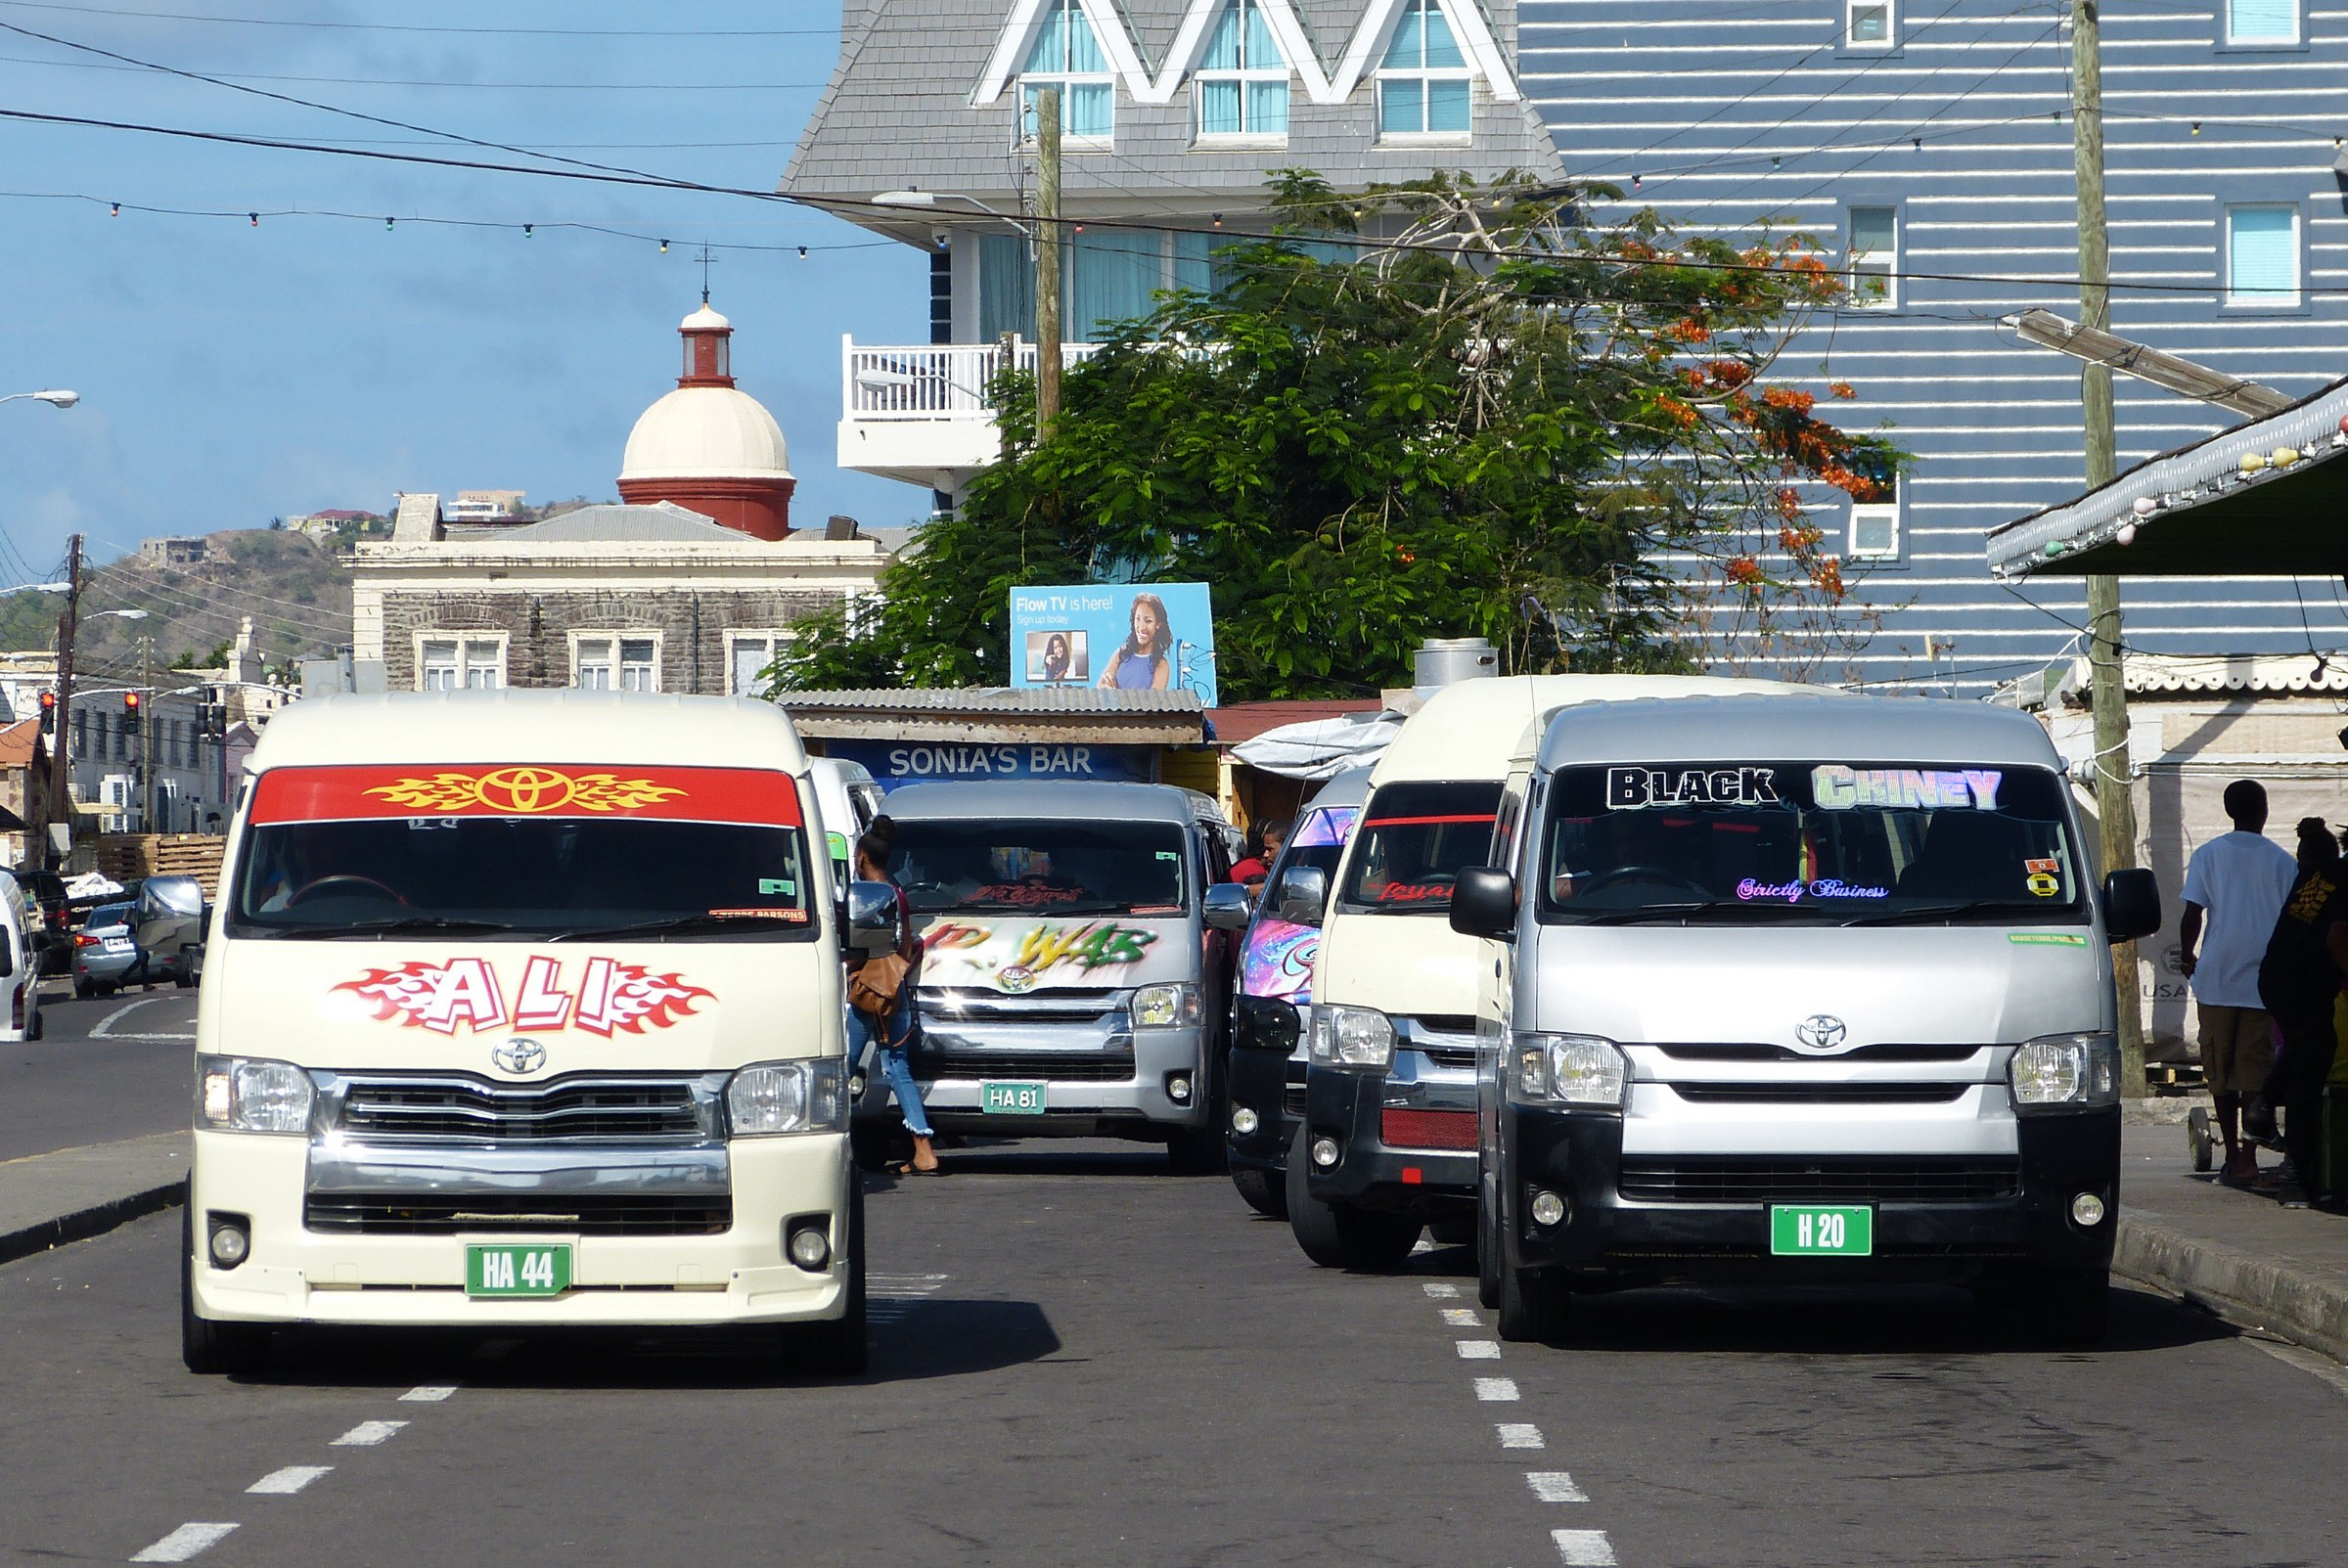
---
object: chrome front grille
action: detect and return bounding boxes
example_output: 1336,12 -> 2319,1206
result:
918,1051 -> 1137,1082
1656,1043 -> 1985,1064
324,1073 -> 721,1143
919,987 -> 1126,1026
1668,1083 -> 1972,1105
1619,1156 -> 2022,1204
303,1192 -> 731,1235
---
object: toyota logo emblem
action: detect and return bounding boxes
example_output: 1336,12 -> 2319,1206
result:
1793,1014 -> 1849,1052
492,1037 -> 548,1075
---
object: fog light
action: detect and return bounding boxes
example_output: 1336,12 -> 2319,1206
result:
1530,1189 -> 1566,1227
848,1071 -> 867,1098
787,1223 -> 831,1272
1168,1074 -> 1193,1103
207,1217 -> 249,1268
1310,1137 -> 1339,1168
2070,1191 -> 2106,1228
1232,1105 -> 1260,1136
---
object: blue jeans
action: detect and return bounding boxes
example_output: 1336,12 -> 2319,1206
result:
848,987 -> 932,1139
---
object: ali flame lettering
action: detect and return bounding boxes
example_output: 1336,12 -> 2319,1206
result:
335,957 -> 713,1036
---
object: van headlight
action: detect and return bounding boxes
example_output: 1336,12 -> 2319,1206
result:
196,1054 -> 314,1135
1508,1033 -> 1628,1110
1307,1005 -> 1395,1070
729,1058 -> 849,1136
2008,1033 -> 2118,1110
1132,983 -> 1201,1029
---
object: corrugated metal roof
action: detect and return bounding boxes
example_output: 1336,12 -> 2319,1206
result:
779,687 -> 1205,715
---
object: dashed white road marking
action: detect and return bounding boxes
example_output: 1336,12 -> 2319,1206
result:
247,1466 -> 332,1496
1456,1339 -> 1502,1360
869,1271 -> 951,1324
1551,1528 -> 1618,1565
130,1523 -> 238,1561
1497,1422 -> 1546,1450
330,1420 -> 407,1448
1526,1471 -> 1589,1503
1422,1281 -> 1461,1299
399,1385 -> 459,1403
1473,1376 -> 1519,1402
1441,1307 -> 1482,1327
90,996 -> 194,1041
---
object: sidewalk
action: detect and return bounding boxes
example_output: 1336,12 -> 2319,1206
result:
0,1133 -> 188,1266
2118,1115 -> 2348,1362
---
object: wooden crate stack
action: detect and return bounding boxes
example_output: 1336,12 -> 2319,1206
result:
95,833 -> 228,897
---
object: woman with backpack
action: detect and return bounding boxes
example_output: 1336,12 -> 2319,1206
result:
846,819 -> 940,1177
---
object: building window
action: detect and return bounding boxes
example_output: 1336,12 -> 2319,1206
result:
728,632 -> 788,698
1021,0 -> 1114,143
418,635 -> 505,692
1846,205 -> 1897,309
1846,0 -> 1894,48
2225,0 -> 2297,44
574,635 -> 660,693
1196,0 -> 1287,141
1377,0 -> 1472,140
1848,485 -> 1901,562
2226,203 -> 2299,307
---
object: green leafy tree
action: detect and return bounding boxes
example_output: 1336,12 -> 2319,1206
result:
776,172 -> 1901,698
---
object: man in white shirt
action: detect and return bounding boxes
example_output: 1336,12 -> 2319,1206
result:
2179,780 -> 2299,1186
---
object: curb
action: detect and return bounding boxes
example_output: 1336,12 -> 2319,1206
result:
0,1178 -> 184,1268
2115,1215 -> 2348,1364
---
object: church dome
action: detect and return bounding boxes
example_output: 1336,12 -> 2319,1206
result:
619,386 -> 791,482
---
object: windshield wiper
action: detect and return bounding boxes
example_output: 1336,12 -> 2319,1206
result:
550,912 -> 802,941
290,916 -> 524,939
1572,900 -> 1744,925
1840,900 -> 2076,927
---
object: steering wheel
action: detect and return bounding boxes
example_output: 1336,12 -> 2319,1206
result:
1579,865 -> 1709,897
286,874 -> 407,907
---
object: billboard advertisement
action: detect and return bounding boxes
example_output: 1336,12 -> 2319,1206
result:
1009,582 -> 1218,708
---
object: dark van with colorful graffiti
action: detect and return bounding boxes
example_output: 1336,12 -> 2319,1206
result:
861,782 -> 1239,1169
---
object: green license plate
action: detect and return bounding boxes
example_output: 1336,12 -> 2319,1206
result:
466,1243 -> 572,1298
980,1080 -> 1047,1114
1770,1205 -> 1874,1257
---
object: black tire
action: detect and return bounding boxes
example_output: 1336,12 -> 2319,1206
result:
1477,1195 -> 1503,1311
1428,1215 -> 1475,1247
26,1008 -> 41,1041
180,1190 -> 271,1375
174,972 -> 194,990
796,1182 -> 868,1376
72,977 -> 93,1000
1497,1253 -> 1564,1343
2035,1266 -> 2110,1346
1166,1123 -> 1227,1176
2187,1106 -> 2215,1174
1286,1125 -> 1422,1270
848,1122 -> 894,1173
1231,1166 -> 1287,1219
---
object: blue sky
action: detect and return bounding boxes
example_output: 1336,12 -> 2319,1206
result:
0,0 -> 926,582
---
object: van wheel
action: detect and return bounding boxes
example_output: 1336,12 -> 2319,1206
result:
26,1008 -> 41,1041
1231,1167 -> 1287,1219
849,1123 -> 895,1173
1477,1198 -> 1503,1311
72,978 -> 93,1001
795,1183 -> 868,1377
1286,1126 -> 1421,1270
2034,1266 -> 2110,1346
180,1190 -> 271,1375
1166,1125 -> 1226,1176
1497,1254 -> 1564,1343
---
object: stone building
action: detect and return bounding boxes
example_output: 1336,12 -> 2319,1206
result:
351,302 -> 889,694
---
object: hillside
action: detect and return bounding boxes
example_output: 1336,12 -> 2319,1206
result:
0,529 -> 354,680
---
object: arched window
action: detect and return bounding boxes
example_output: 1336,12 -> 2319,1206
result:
1196,0 -> 1288,141
1376,0 -> 1472,140
1022,0 -> 1115,142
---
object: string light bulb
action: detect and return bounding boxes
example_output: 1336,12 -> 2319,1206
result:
659,239 -> 668,252
2190,120 -> 2201,134
522,223 -> 533,237
248,212 -> 258,227
384,216 -> 394,230
1911,136 -> 1921,150
1211,212 -> 1223,228
109,202 -> 119,216
797,245 -> 807,257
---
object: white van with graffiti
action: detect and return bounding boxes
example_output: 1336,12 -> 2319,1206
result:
182,690 -> 865,1375
867,781 -> 1239,1170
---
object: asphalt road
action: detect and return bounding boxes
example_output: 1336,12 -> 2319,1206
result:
5,1143 -> 2348,1567
0,984 -> 197,1161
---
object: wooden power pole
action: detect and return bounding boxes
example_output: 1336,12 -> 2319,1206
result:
2070,0 -> 2147,1096
1034,84 -> 1063,433
48,532 -> 81,868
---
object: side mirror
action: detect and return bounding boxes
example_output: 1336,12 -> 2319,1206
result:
1202,882 -> 1252,931
844,880 -> 900,955
138,874 -> 203,920
2100,867 -> 2161,944
1274,866 -> 1329,926
1449,867 -> 1517,939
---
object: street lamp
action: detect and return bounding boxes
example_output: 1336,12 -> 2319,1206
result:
869,190 -> 1033,237
0,389 -> 79,409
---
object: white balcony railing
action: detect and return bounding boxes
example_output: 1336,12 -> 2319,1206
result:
842,336 -> 1106,422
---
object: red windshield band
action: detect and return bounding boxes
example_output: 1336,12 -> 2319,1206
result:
1364,814 -> 1499,828
250,764 -> 804,828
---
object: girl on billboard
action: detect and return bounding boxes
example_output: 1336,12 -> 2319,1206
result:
1098,592 -> 1172,692
1041,632 -> 1072,684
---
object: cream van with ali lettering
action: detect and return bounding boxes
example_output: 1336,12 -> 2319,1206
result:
183,691 -> 866,1374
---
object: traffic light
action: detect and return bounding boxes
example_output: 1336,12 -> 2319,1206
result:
122,691 -> 141,715
36,690 -> 54,736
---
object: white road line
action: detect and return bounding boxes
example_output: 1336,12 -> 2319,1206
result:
399,1385 -> 459,1403
247,1466 -> 333,1496
1456,1339 -> 1502,1360
330,1420 -> 407,1448
1422,1282 -> 1461,1298
1526,1471 -> 1590,1503
130,1523 -> 239,1561
91,995 -> 180,1040
1473,1376 -> 1519,1402
1441,1307 -> 1481,1327
1497,1422 -> 1546,1449
1552,1528 -> 1618,1565
90,1032 -> 197,1042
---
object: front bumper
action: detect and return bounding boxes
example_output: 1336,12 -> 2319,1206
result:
1301,1053 -> 1478,1216
188,1128 -> 853,1327
1499,1105 -> 2120,1285
1227,994 -> 1303,1172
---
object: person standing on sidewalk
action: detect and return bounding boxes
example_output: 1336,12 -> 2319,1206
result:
2179,781 -> 2299,1186
2253,819 -> 2347,1208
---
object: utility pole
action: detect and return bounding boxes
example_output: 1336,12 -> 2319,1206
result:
1034,84 -> 1063,433
138,635 -> 155,832
2070,0 -> 2147,1097
47,533 -> 80,869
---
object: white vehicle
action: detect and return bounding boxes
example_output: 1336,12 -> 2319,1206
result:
1289,674 -> 1820,1269
183,691 -> 865,1374
0,872 -> 42,1041
1451,694 -> 2158,1342
808,756 -> 884,889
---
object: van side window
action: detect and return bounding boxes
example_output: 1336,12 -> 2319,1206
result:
1491,778 -> 1529,874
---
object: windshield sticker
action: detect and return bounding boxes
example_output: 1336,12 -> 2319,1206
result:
966,882 -> 1086,908
1605,768 -> 1783,810
251,764 -> 804,828
706,907 -> 807,921
2023,857 -> 2062,897
1812,766 -> 2003,812
1290,807 -> 1358,849
760,877 -> 794,896
333,956 -> 713,1036
2009,932 -> 2088,947
1736,878 -> 1890,903
1365,880 -> 1454,903
923,918 -> 1162,988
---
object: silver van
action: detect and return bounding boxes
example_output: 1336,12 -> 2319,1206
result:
864,782 -> 1240,1168
1451,695 -> 2160,1342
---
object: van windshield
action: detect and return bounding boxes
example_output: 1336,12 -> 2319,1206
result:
1538,761 -> 2086,925
1336,783 -> 1502,914
227,764 -> 815,940
891,819 -> 1189,916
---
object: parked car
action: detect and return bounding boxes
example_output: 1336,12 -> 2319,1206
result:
72,902 -> 140,998
6,867 -> 74,975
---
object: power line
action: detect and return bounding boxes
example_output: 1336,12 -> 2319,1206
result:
0,1 -> 838,36
0,50 -> 829,89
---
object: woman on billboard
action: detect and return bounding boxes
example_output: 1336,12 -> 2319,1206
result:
1098,592 -> 1173,692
